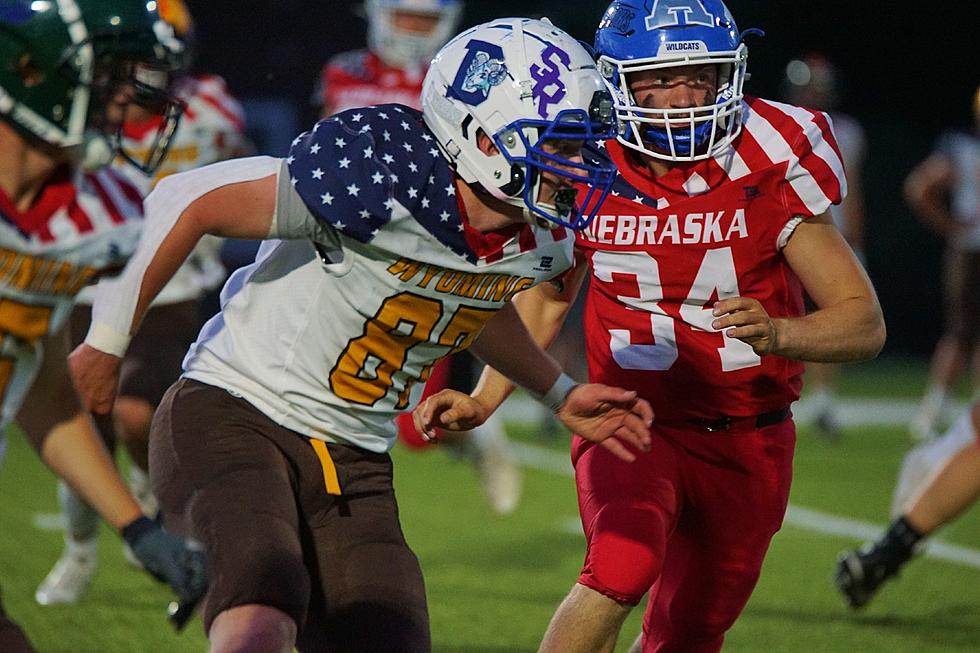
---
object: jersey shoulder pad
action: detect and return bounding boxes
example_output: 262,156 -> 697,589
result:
742,96 -> 846,218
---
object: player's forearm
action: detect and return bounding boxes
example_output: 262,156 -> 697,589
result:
772,296 -> 885,363
471,302 -> 566,404
470,278 -> 578,411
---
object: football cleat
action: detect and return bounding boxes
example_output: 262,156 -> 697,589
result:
35,543 -> 97,606
834,545 -> 895,610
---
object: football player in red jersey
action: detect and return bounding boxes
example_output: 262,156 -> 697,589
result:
317,0 -> 526,516
315,0 -> 462,117
415,1 -> 886,651
0,1 -> 208,647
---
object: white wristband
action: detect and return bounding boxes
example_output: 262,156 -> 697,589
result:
532,373 -> 579,413
85,321 -> 132,358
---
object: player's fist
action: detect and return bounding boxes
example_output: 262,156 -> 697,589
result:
68,343 -> 123,414
413,389 -> 490,438
711,297 -> 778,356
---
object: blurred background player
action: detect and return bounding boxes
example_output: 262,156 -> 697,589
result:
835,397 -> 980,609
0,1 -> 209,647
315,0 -> 522,516
782,53 -> 868,439
35,0 -> 248,607
903,85 -> 980,441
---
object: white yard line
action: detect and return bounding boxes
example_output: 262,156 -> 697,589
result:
512,442 -> 980,571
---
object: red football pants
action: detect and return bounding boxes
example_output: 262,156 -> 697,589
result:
572,417 -> 796,653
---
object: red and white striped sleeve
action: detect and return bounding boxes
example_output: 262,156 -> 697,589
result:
744,98 -> 847,219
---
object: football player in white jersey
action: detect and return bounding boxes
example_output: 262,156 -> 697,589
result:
0,1 -> 208,648
36,0 -> 251,608
317,0 -> 525,516
904,85 -> 980,440
69,18 -> 654,652
781,53 -> 869,440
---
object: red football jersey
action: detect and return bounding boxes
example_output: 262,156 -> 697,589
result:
576,96 -> 846,422
316,49 -> 425,115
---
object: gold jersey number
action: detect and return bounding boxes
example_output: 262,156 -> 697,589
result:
330,292 -> 495,408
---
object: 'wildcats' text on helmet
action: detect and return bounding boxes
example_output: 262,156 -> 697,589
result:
595,0 -> 763,162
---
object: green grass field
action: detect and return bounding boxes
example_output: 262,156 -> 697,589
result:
1,359 -> 977,652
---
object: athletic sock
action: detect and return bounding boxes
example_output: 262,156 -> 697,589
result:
873,516 -> 925,575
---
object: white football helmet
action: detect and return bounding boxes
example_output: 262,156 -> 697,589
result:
422,17 -> 617,229
366,0 -> 463,69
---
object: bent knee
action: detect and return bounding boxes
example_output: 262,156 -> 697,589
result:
209,604 -> 297,653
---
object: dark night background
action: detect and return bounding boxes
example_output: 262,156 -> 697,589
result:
186,0 -> 979,359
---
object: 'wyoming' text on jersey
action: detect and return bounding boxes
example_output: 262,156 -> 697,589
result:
387,258 -> 535,302
581,209 -> 749,246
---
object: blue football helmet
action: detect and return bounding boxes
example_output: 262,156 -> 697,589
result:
595,0 -> 758,162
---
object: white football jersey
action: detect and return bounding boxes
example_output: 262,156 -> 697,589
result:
0,167 -> 141,427
183,106 -> 574,452
935,130 -> 980,250
79,75 -> 248,307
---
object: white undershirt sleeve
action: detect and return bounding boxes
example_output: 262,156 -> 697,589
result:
86,156 -> 282,356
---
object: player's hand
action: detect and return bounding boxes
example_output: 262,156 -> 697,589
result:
413,389 -> 490,439
557,384 -> 653,463
712,297 -> 778,356
130,524 -> 209,631
67,343 -> 123,414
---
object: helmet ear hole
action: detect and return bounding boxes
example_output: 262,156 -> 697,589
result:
475,128 -> 500,156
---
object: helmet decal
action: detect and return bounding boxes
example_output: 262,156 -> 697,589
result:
423,18 -> 618,230
530,44 -> 571,119
449,40 -> 507,106
645,0 -> 714,30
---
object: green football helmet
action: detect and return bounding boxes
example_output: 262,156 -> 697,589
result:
0,0 -> 185,172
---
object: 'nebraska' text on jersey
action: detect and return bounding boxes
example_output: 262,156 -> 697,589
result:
576,97 -> 846,422
0,167 -> 141,426
182,105 -> 573,452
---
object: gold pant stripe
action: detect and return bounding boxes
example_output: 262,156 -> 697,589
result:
309,439 -> 342,496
